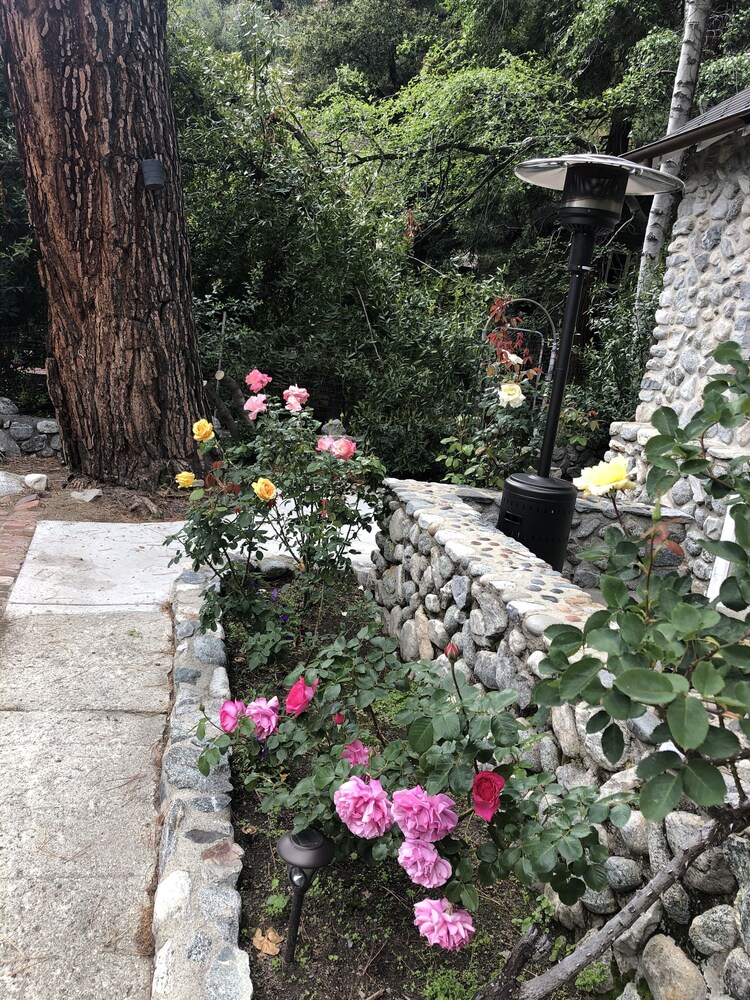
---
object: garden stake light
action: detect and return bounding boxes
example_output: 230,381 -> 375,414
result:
276,827 -> 335,964
496,154 -> 683,571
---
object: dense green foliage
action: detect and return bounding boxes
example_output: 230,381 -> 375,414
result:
2,0 -> 750,466
538,342 -> 750,823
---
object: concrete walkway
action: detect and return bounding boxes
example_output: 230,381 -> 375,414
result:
0,521 -> 183,999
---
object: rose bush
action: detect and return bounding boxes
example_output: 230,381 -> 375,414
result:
195,615 -> 632,950
168,370 -> 385,663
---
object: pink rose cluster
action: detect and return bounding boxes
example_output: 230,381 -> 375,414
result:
219,696 -> 279,740
333,775 -> 392,839
218,674 -> 319,740
283,384 -> 310,413
413,898 -> 475,950
393,786 -> 457,891
316,436 -> 357,461
242,369 -> 311,419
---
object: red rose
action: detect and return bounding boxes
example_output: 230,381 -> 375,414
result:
472,771 -> 505,822
333,712 -> 345,726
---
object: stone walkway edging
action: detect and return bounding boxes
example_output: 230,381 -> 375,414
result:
152,570 -> 253,1000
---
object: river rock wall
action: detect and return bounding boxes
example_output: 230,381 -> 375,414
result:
608,133 -> 750,591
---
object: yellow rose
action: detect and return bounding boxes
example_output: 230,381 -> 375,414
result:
573,458 -> 635,497
193,419 -> 215,443
252,477 -> 277,502
497,382 -> 524,408
174,471 -> 196,489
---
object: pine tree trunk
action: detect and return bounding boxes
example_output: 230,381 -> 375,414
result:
0,0 -> 207,489
634,0 -> 711,330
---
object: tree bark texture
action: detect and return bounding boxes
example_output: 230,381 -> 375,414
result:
635,0 -> 711,327
0,0 -> 207,488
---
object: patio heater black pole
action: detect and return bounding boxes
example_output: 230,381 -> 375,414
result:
537,230 -> 595,478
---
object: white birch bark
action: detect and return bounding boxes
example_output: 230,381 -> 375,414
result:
635,0 -> 712,329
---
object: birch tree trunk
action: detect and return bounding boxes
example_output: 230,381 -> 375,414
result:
0,0 -> 207,489
634,0 -> 712,330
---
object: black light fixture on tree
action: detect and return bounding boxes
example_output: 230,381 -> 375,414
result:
276,827 -> 335,964
496,154 -> 683,571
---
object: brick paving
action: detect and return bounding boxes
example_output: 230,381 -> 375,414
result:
0,494 -> 40,609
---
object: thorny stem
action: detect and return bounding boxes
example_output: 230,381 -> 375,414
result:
367,706 -> 386,745
450,660 -> 479,774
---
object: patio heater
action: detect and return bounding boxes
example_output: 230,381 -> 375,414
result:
496,154 -> 683,570
276,827 -> 335,964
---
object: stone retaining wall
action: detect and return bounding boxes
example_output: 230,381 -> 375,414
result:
0,397 -> 61,458
607,133 -> 750,591
368,477 -> 750,999
152,571 -> 253,1000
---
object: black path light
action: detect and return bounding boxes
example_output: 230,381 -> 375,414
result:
496,154 -> 684,571
276,827 -> 335,964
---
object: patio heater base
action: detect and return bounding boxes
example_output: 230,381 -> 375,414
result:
496,474 -> 577,572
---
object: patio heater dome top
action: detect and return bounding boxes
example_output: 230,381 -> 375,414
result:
515,153 -> 684,196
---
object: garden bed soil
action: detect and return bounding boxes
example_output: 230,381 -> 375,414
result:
1,455 -> 188,522
224,578 -> 608,1000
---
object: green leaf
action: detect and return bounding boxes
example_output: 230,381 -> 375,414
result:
491,714 -> 520,746
640,772 -> 683,822
408,717 -> 435,755
556,877 -> 587,906
615,669 -> 678,705
667,696 -> 710,750
637,751 -> 683,780
460,885 -> 480,912
618,614 -> 645,647
603,688 -> 633,721
600,575 -> 630,609
586,629 -> 622,655
697,727 -> 740,760
559,657 -> 605,700
558,836 -> 583,862
702,539 -> 748,564
533,679 -> 562,707
545,624 -> 584,655
692,661 -> 725,698
586,710 -> 610,734
476,843 -> 497,863
601,724 -> 625,764
682,760 -> 727,807
713,340 -> 744,364
609,804 -> 632,829
652,407 -> 680,436
583,861 -> 608,891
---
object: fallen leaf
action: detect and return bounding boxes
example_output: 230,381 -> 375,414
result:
253,927 -> 283,956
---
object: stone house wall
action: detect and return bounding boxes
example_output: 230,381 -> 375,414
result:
368,477 -> 750,999
0,397 -> 61,459
607,132 -> 750,590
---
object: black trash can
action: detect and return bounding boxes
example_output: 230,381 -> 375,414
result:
496,473 -> 577,571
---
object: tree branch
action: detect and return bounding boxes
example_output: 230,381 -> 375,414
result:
474,800 -> 750,1000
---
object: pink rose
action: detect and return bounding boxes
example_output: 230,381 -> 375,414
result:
245,369 -> 272,392
398,840 -> 452,889
285,676 -> 319,717
329,437 -> 357,461
392,786 -> 458,843
413,899 -> 475,950
285,396 -> 302,413
244,393 -> 268,420
283,385 -> 309,408
341,739 -> 370,766
444,641 -> 459,662
333,712 -> 345,726
472,771 -> 505,822
219,699 -> 247,733
245,696 -> 279,740
334,775 -> 392,839
316,436 -> 336,453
